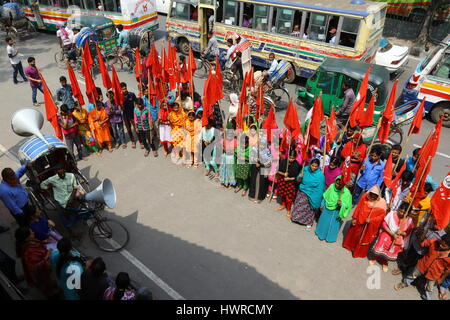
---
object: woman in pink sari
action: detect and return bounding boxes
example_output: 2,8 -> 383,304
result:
370,202 -> 414,272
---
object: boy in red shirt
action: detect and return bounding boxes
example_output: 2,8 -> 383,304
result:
395,234 -> 450,300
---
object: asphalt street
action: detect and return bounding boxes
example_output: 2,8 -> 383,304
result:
0,15 -> 449,300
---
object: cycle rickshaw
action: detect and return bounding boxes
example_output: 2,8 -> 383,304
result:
12,109 -> 129,252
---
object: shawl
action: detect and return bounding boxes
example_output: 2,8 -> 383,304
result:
323,176 -> 352,219
299,163 -> 326,209
250,137 -> 272,167
169,109 -> 185,127
384,210 -> 413,246
324,165 -> 342,188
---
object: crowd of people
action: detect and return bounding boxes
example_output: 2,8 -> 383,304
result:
2,29 -> 450,300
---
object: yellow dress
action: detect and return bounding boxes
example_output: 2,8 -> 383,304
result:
169,110 -> 186,147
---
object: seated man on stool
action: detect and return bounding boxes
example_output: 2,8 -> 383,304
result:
40,168 -> 85,211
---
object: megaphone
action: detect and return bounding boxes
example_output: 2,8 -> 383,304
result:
85,179 -> 117,209
11,108 -> 49,145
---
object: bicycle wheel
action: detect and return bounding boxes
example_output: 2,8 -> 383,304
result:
54,51 -> 68,69
194,60 -> 208,78
89,217 -> 130,252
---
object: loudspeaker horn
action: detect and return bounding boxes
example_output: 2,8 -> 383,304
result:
11,108 -> 49,145
85,179 -> 117,209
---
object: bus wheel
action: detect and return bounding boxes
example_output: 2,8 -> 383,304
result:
431,102 -> 450,128
177,38 -> 190,56
284,62 -> 296,84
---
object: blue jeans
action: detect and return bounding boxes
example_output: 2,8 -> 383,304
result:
31,84 -> 44,104
111,122 -> 125,145
352,184 -> 364,206
12,61 -> 27,83
402,266 -> 436,300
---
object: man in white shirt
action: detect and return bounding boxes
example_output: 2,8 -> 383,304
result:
5,37 -> 27,84
264,52 -> 278,77
56,24 -> 74,52
329,28 -> 337,45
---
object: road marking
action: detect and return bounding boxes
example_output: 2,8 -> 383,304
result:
413,144 -> 450,159
0,141 -> 185,300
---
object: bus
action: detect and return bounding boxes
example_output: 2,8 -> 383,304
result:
13,0 -> 159,32
165,0 -> 387,82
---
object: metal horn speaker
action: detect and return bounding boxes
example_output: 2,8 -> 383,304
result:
11,108 -> 48,144
85,179 -> 117,209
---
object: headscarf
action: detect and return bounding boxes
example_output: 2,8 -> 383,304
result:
87,103 -> 95,113
229,93 -> 239,118
324,164 -> 342,188
195,107 -> 203,117
300,160 -> 326,209
366,185 -> 387,210
322,175 -> 352,219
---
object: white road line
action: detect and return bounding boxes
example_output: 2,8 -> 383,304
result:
413,144 -> 450,159
0,141 -> 185,300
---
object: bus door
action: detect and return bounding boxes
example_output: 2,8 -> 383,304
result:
198,2 -> 215,52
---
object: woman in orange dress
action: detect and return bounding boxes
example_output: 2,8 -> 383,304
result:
184,111 -> 196,167
169,102 -> 186,161
88,101 -> 113,153
342,185 -> 387,258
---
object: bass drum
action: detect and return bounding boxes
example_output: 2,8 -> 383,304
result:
128,26 -> 154,55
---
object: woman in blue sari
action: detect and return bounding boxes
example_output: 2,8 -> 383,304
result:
291,158 -> 325,229
315,175 -> 352,243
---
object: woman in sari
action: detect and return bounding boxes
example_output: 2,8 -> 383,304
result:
371,202 -> 414,272
315,176 -> 352,242
291,159 -> 325,229
158,99 -> 172,157
219,129 -> 237,188
267,137 -> 281,199
340,133 -> 366,191
183,111 -> 196,167
275,149 -> 302,216
248,136 -> 272,203
234,135 -> 251,196
15,227 -> 59,299
193,108 -> 203,168
88,101 -> 113,153
324,157 -> 342,189
72,102 -> 99,154
343,185 -> 387,258
169,102 -> 186,161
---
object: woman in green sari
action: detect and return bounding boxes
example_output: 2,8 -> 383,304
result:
234,136 -> 251,196
315,175 -> 352,243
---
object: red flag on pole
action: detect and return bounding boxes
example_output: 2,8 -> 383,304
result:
283,99 -> 301,140
239,72 -> 248,104
67,64 -> 84,106
188,47 -> 197,96
82,41 -> 93,70
40,73 -> 63,140
81,58 -> 97,104
96,44 -> 112,90
408,98 -> 426,135
215,55 -> 223,90
202,69 -> 224,126
349,65 -> 371,128
167,41 -> 178,90
383,153 -> 393,188
309,94 -> 324,146
391,157 -> 407,200
263,107 -> 278,143
110,65 -> 124,106
135,49 -> 141,80
326,107 -> 338,150
418,117 -> 442,169
431,172 -> 450,230
256,84 -> 265,121
378,80 -> 398,144
358,90 -> 376,129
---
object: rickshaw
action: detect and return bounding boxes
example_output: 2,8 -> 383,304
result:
297,58 -> 424,146
12,109 -> 129,252
0,2 -> 36,41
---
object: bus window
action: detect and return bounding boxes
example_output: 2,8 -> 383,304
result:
290,10 -> 305,38
339,17 -> 360,48
39,0 -> 51,5
103,0 -> 116,12
308,13 -> 327,42
241,3 -> 254,28
215,0 -> 223,23
171,1 -> 190,20
84,0 -> 97,10
326,15 -> 339,43
222,0 -> 239,26
191,5 -> 198,21
69,0 -> 84,9
254,4 -> 269,31
274,8 -> 294,35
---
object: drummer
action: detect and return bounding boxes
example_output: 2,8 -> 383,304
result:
40,168 -> 85,209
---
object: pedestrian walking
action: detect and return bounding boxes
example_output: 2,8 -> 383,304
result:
24,57 -> 44,107
6,37 -> 27,84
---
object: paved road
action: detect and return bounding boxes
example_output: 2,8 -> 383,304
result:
0,16 -> 449,300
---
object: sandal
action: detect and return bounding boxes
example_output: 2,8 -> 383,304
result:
131,142 -> 136,149
391,269 -> 402,276
394,282 -> 407,291
234,187 -> 242,193
439,290 -> 448,300
275,206 -> 285,211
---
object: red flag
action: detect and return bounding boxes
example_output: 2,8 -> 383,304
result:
349,65 -> 371,127
358,90 -> 376,129
431,172 -> 450,230
326,107 -> 338,150
215,55 -> 223,90
418,117 -> 442,169
187,47 -> 197,96
236,102 -> 244,130
248,67 -> 255,89
40,73 -> 63,140
263,107 -> 278,143
342,161 -> 352,185
147,69 -> 156,106
408,98 -> 426,135
309,94 -> 324,146
82,41 -> 93,70
383,153 -> 393,189
161,46 -> 168,84
283,99 -> 301,140
391,157 -> 407,201
239,72 -> 248,104
111,65 -> 124,106
81,58 -> 97,104
202,69 -> 224,126
135,49 -> 142,80
410,155 -> 433,207
96,44 -> 112,90
378,80 -> 398,144
67,64 -> 84,106
256,84 -> 265,121
166,41 -> 178,90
